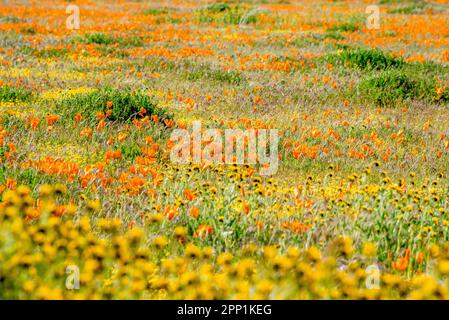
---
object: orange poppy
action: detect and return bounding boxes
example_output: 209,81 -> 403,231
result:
194,224 -> 213,238
189,206 -> 199,219
184,189 -> 196,201
392,249 -> 410,271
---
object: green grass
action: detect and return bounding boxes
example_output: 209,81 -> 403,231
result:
388,2 -> 427,14
327,15 -> 364,33
196,4 -> 262,25
358,70 -> 434,107
36,48 -> 69,58
182,63 -> 246,85
327,48 -> 404,70
144,7 -> 170,15
83,33 -> 115,45
206,3 -> 231,13
0,85 -> 33,103
0,15 -> 24,23
55,87 -> 170,123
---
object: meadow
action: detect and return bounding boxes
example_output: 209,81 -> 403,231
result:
1,0 -> 449,299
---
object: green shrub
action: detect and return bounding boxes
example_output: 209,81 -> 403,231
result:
36,48 -> 69,58
327,14 -> 364,33
359,70 -> 433,107
144,8 -> 169,15
324,31 -> 345,41
84,33 -> 115,45
328,22 -> 359,32
328,48 -> 404,70
120,143 -> 142,161
56,87 -> 170,123
20,27 -> 36,35
196,4 -> 261,25
0,86 -> 33,103
206,3 -> 231,13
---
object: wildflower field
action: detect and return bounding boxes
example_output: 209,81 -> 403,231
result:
1,0 -> 449,300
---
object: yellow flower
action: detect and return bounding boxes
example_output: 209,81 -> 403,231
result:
86,199 -> 101,212
152,236 -> 168,249
39,184 -> 53,197
438,260 -> 449,275
362,242 -> 377,258
174,226 -> 187,241
217,252 -> 233,266
306,246 -> 321,262
185,243 -> 202,259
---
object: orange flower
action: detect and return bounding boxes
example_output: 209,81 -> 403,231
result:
253,95 -> 263,104
80,127 -> 92,138
194,224 -> 213,238
163,206 -> 177,220
189,206 -> 199,219
6,178 -> 16,190
53,205 -> 67,217
46,114 -> 59,126
29,115 -> 40,130
106,100 -> 113,108
443,50 -> 449,62
184,189 -> 196,201
74,113 -> 82,127
282,221 -> 311,235
416,252 -> 424,265
7,142 -> 16,154
392,249 -> 410,271
145,136 -> 154,145
164,119 -> 174,127
117,132 -> 128,142
243,202 -> 250,215
97,119 -> 105,131
139,107 -> 146,116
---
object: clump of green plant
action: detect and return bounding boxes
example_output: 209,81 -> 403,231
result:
183,63 -> 245,85
388,2 -> 427,14
327,48 -> 404,70
0,85 -> 33,103
206,2 -> 230,13
144,7 -> 170,15
196,4 -> 262,25
327,15 -> 363,33
120,142 -> 142,161
56,87 -> 170,123
0,15 -> 24,23
323,31 -> 345,41
83,33 -> 115,45
359,70 -> 434,107
20,27 -> 36,34
35,48 -> 69,58
239,8 -> 266,25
